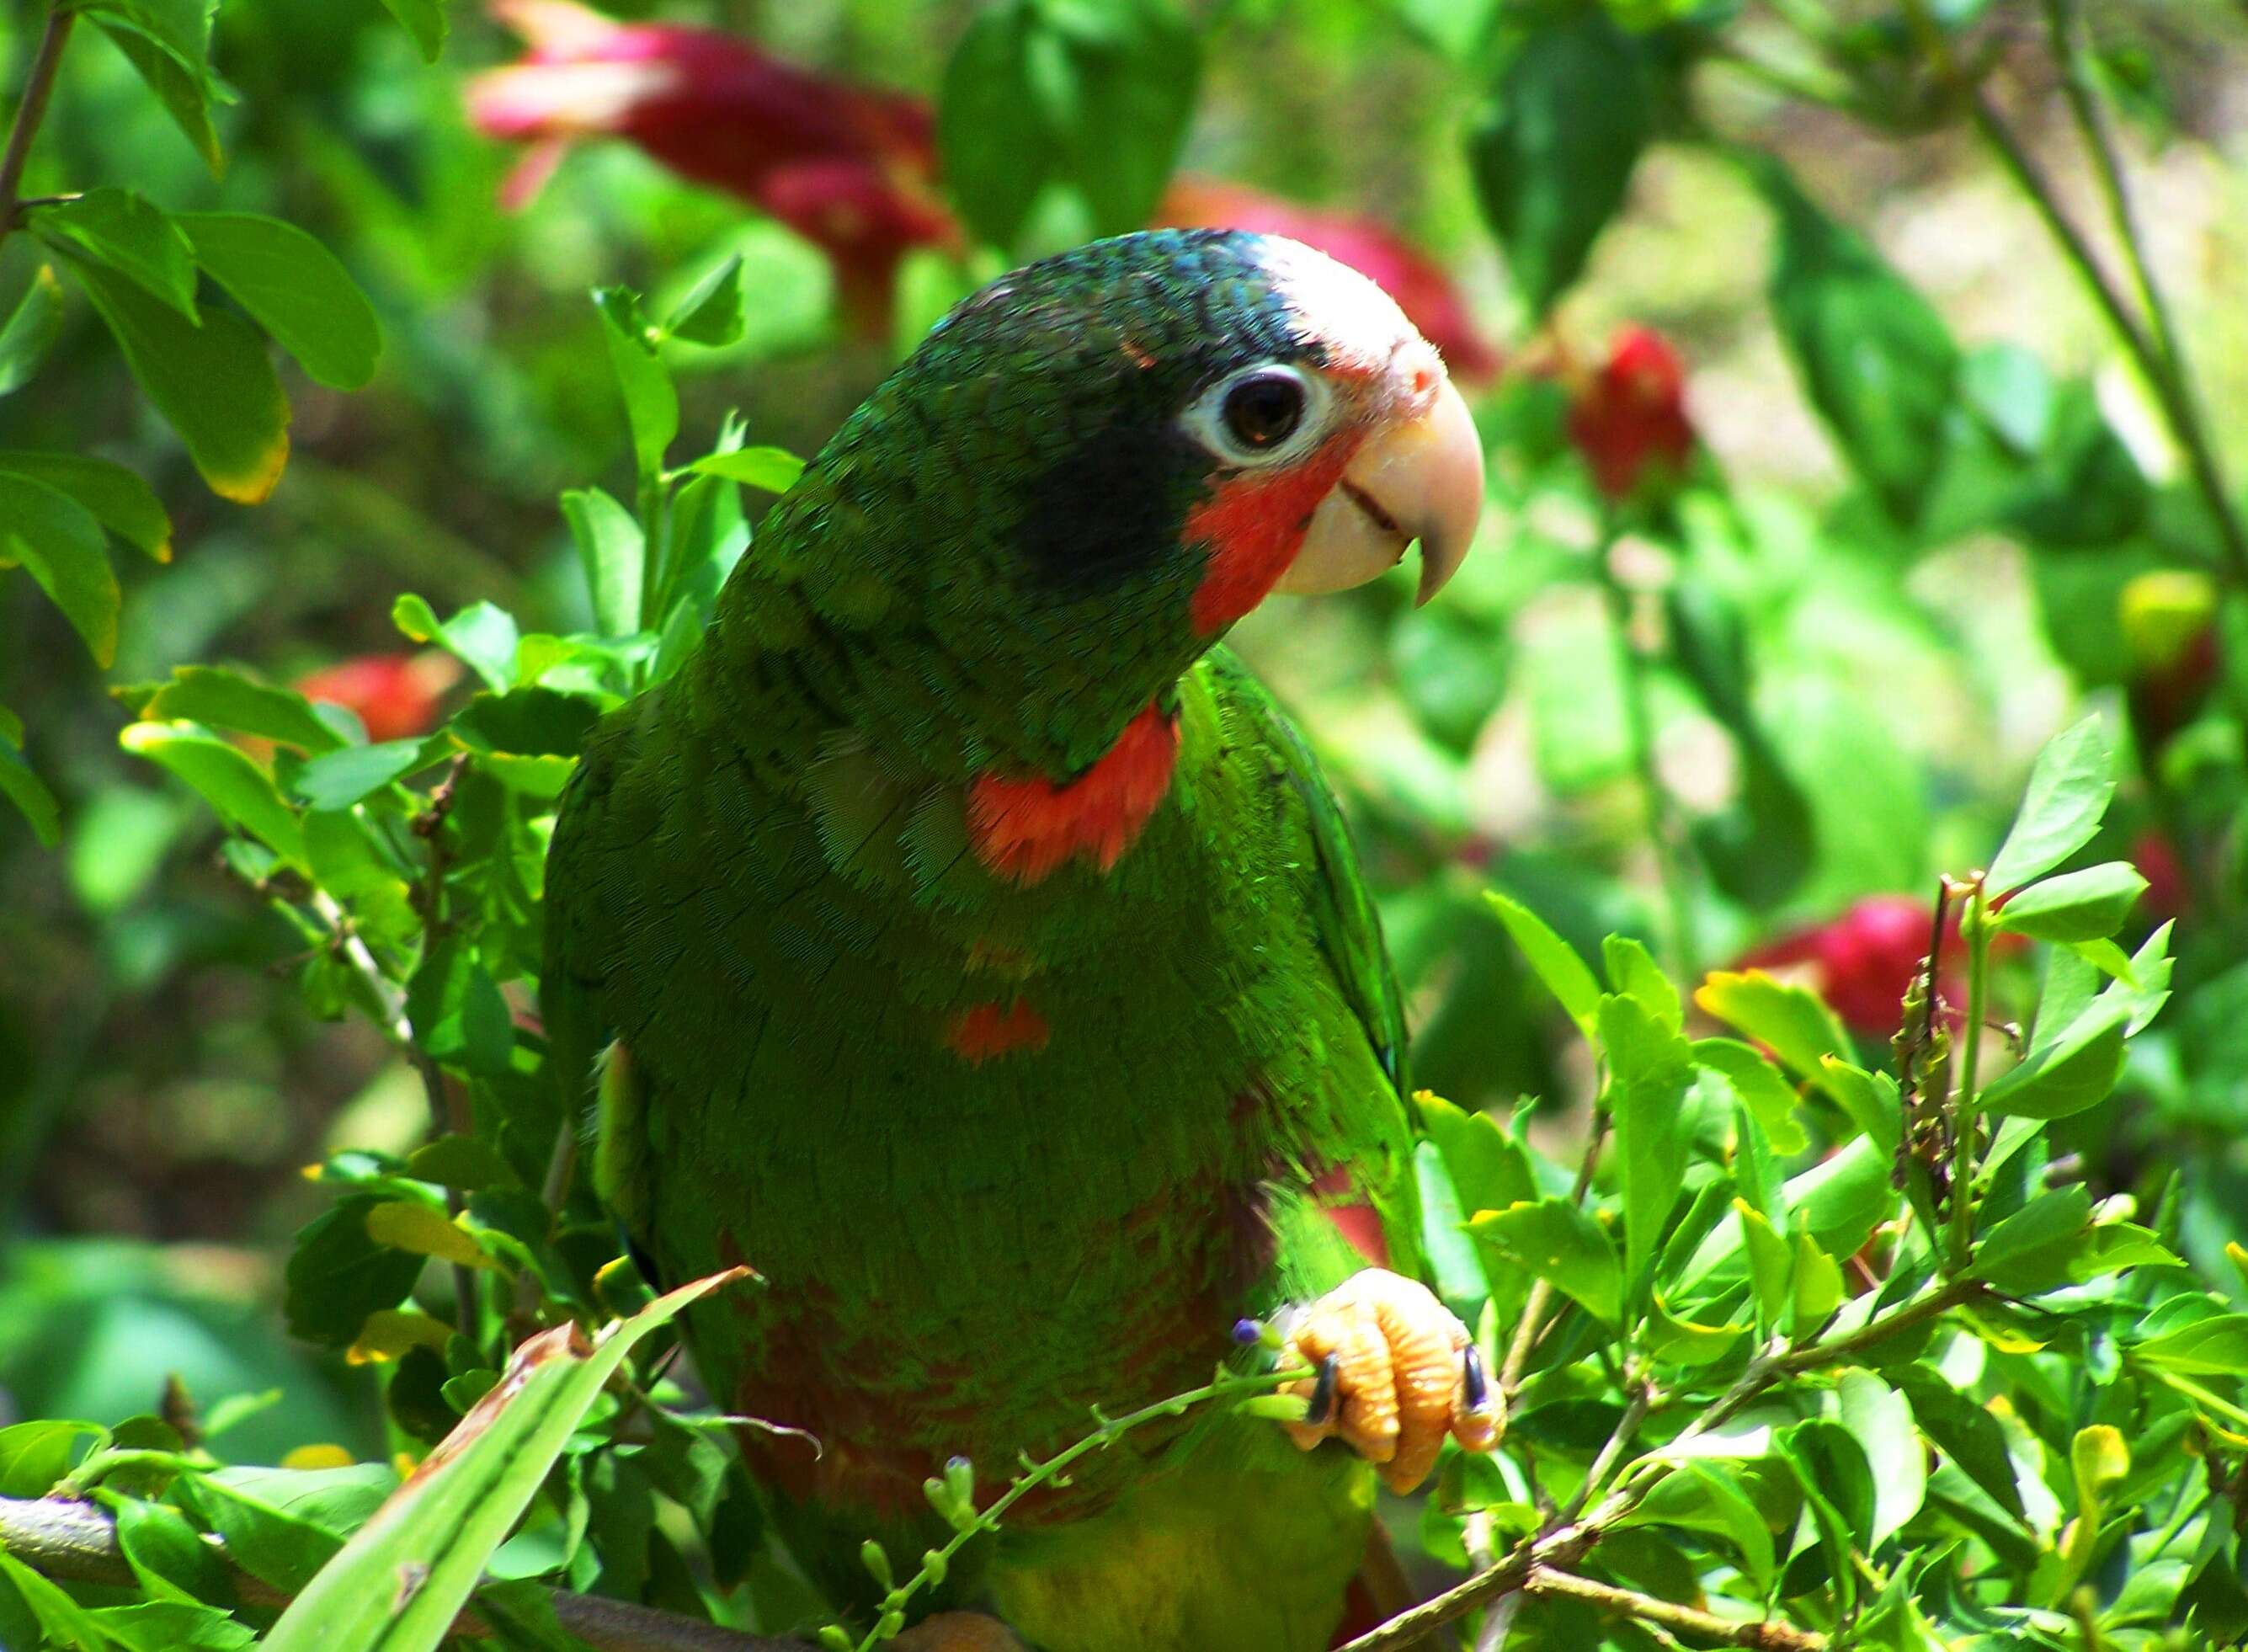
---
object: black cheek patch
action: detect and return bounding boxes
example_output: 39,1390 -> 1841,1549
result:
1014,414 -> 1208,595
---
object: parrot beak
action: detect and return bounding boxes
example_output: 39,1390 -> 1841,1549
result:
1274,367 -> 1484,607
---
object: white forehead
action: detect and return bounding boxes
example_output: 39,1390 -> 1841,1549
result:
1255,235 -> 1419,374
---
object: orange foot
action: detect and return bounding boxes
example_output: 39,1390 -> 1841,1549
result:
1279,1268 -> 1503,1494
891,1612 -> 1027,1652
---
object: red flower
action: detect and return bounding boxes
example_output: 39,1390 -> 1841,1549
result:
2133,829 -> 2187,922
296,653 -> 461,743
467,3 -> 1496,368
1565,326 -> 1694,500
1153,179 -> 1499,379
468,0 -> 956,328
1738,894 -> 2027,1039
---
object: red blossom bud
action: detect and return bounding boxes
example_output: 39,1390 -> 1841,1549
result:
296,653 -> 463,743
1564,326 -> 1694,501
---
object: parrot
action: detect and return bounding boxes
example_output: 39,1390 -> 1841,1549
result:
540,228 -> 1494,1652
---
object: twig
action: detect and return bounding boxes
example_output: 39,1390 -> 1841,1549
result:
1557,1372 -> 1650,1527
412,757 -> 481,1341
1501,1096 -> 1609,1396
1524,1567 -> 1825,1650
1944,878 -> 1992,1271
0,1495 -> 803,1652
0,8 -> 74,234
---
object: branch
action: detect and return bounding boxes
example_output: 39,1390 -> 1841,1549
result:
0,8 -> 74,235
1524,1567 -> 1825,1650
0,1495 -> 807,1652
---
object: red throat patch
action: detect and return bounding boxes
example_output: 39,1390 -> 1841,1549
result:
947,999 -> 1051,1063
1185,437 -> 1358,634
967,703 -> 1180,884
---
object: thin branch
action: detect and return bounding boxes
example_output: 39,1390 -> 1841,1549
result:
1500,1098 -> 1610,1397
0,1496 -> 803,1652
0,8 -> 74,235
1524,1567 -> 1825,1650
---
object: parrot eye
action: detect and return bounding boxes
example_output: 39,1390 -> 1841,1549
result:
1184,363 -> 1331,468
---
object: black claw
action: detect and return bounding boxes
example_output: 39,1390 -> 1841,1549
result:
1305,1353 -> 1340,1426
1462,1344 -> 1489,1413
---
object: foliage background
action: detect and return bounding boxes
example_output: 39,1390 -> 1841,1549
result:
3,0 -> 2248,1645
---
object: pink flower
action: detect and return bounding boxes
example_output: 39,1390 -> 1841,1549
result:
1738,894 -> 2025,1038
296,653 -> 461,743
1564,326 -> 1694,500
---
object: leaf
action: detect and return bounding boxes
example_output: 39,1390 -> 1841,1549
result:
86,1601 -> 253,1652
67,255 -> 290,504
1818,1058 -> 1901,1157
408,939 -> 515,1077
120,721 -> 305,866
1976,998 -> 2128,1120
136,665 -> 345,753
1047,0 -> 1200,237
1692,1038 -> 1808,1155
1485,891 -> 1600,1033
88,12 -> 225,175
1790,1225 -> 1843,1332
0,265 -> 64,395
1995,862 -> 2146,946
1414,1140 -> 1489,1308
1618,1460 -> 1776,1587
110,1495 -> 234,1603
1601,992 -> 1692,1298
0,1420 -> 101,1498
1468,9 -> 1651,317
592,287 -> 676,484
283,1195 -> 429,1350
1755,159 -> 1959,525
1734,1200 -> 1791,1328
0,450 -> 169,560
1415,1092 -> 1537,1218
1889,1367 -> 2023,1519
1692,969 -> 1856,1094
0,472 -> 118,664
2134,1313 -> 2248,1377
1985,715 -> 2115,895
1974,1186 -> 2094,1292
293,738 -> 440,812
378,0 -> 449,61
690,446 -> 807,493
365,1201 -> 495,1271
392,595 -> 518,691
559,488 -> 644,638
29,188 -> 199,318
938,1 -> 1051,248
1602,935 -> 1680,1032
0,1546 -> 108,1650
1468,1197 -> 1621,1322
176,213 -> 383,389
1837,1369 -> 1926,1548
0,743 -> 61,846
661,253 -> 744,347
260,1269 -> 751,1652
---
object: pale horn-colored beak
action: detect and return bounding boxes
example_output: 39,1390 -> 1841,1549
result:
1273,372 -> 1484,606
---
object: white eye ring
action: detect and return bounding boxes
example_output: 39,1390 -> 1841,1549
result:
1181,363 -> 1334,468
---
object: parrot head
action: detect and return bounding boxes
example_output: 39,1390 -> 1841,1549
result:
738,229 -> 1484,778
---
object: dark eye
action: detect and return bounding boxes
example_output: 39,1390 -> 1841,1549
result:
1221,371 -> 1307,450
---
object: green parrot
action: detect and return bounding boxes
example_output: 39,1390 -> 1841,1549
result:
541,228 -> 1493,1652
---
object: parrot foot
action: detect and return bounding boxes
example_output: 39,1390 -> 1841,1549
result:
888,1612 -> 1028,1652
1278,1267 -> 1503,1494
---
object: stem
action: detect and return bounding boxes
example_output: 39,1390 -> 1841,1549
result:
1525,1567 -> 1825,1650
0,1495 -> 798,1652
1558,1372 -> 1650,1527
1501,1095 -> 1610,1396
1945,879 -> 1992,1271
1595,534 -> 1694,977
411,758 -> 481,1341
0,8 -> 74,236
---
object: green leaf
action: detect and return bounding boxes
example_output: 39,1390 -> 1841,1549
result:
110,1494 -> 235,1603
120,721 -> 305,866
1977,998 -> 2128,1120
170,1471 -> 345,1594
406,1135 -> 519,1193
1415,1092 -> 1537,1218
408,939 -> 514,1077
283,1193 -> 429,1349
1485,891 -> 1600,1033
938,1 -> 1051,248
2133,1312 -> 2248,1377
176,213 -> 383,389
86,1602 -> 253,1652
1047,0 -> 1200,237
0,450 -> 169,560
392,594 -> 518,691
1601,992 -> 1692,1298
1985,715 -> 2115,895
1468,1197 -> 1621,1322
1468,9 -> 1650,317
260,1268 -> 751,1652
0,1420 -> 102,1498
0,472 -> 117,664
1837,1369 -> 1925,1548
0,265 -> 66,395
1818,1058 -> 1901,1157
1601,934 -> 1680,1033
1889,1367 -> 2022,1520
378,0 -> 448,61
29,188 -> 198,318
0,1545 -> 108,1650
593,287 -> 676,483
293,738 -> 440,812
1734,1200 -> 1791,1329
1755,159 -> 1959,525
0,743 -> 61,846
1693,969 -> 1856,1095
690,446 -> 807,493
559,487 -> 644,638
1692,1038 -> 1808,1155
66,255 -> 290,504
1790,1225 -> 1843,1331
1974,1186 -> 2095,1292
1618,1460 -> 1775,1587
136,665 -> 345,754
661,253 -> 745,346
87,11 -> 225,176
